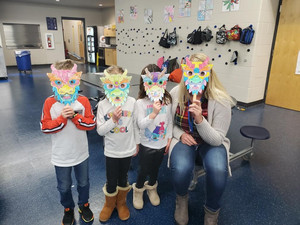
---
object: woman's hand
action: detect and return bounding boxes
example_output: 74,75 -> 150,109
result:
61,105 -> 75,119
180,133 -> 197,146
164,138 -> 172,155
112,106 -> 122,123
189,99 -> 203,124
149,101 -> 161,119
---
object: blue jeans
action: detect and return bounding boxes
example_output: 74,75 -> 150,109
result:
55,158 -> 90,209
170,141 -> 228,211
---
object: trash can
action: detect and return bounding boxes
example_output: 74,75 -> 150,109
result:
15,50 -> 32,71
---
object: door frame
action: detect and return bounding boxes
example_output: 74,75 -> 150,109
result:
61,17 -> 87,63
263,0 -> 282,100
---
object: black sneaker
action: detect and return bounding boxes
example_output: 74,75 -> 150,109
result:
62,208 -> 74,225
78,203 -> 94,222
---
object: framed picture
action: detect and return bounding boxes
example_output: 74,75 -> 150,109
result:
45,33 -> 55,49
46,17 -> 57,30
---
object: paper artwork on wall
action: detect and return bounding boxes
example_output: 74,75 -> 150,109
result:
179,0 -> 191,17
118,9 -> 124,23
206,0 -> 214,10
222,0 -> 239,12
164,5 -> 175,23
144,9 -> 153,24
130,6 -> 138,20
197,10 -> 205,21
198,0 -> 213,21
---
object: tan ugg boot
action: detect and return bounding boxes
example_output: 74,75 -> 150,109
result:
116,185 -> 131,220
144,181 -> 160,206
99,185 -> 118,222
204,206 -> 220,225
132,183 -> 146,209
174,194 -> 189,225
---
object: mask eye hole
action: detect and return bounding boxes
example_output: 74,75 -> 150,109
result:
188,71 -> 193,76
69,79 -> 76,85
201,71 -> 206,76
120,83 -> 126,89
158,80 -> 163,85
107,84 -> 114,89
148,81 -> 153,85
55,80 -> 62,85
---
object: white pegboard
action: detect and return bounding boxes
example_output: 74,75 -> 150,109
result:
114,0 -> 278,103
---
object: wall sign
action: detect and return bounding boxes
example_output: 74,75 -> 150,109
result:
46,17 -> 57,30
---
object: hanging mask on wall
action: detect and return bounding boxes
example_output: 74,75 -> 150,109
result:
100,69 -> 131,106
47,64 -> 82,105
141,67 -> 169,102
181,57 -> 213,96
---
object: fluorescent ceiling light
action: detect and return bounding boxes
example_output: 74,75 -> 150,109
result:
99,4 -> 103,6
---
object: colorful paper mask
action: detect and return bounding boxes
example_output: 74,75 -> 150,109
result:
100,69 -> 131,106
181,57 -> 213,95
141,68 -> 169,102
47,64 -> 82,105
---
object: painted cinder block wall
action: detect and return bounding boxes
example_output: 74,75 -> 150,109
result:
114,0 -> 279,104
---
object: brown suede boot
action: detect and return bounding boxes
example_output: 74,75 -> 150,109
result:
204,206 -> 220,225
116,185 -> 131,220
99,185 -> 118,222
174,194 -> 189,225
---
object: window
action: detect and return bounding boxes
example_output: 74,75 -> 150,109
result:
3,23 -> 43,49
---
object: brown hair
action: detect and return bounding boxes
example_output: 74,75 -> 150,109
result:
138,64 -> 172,104
54,59 -> 75,70
105,65 -> 124,74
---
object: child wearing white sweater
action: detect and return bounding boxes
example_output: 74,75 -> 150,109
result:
96,66 -> 139,222
132,64 -> 172,209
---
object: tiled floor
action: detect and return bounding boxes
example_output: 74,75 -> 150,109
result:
0,65 -> 299,225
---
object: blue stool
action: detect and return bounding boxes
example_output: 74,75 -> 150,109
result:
189,125 -> 270,191
237,126 -> 270,160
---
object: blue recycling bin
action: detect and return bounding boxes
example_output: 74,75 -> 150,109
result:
15,50 -> 32,71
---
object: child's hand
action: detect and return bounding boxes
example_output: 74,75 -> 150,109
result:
189,99 -> 203,124
164,138 -> 172,155
133,144 -> 139,157
112,106 -> 122,123
149,101 -> 161,119
153,101 -> 162,115
62,105 -> 75,119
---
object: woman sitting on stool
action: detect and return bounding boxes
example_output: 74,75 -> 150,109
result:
169,53 -> 234,225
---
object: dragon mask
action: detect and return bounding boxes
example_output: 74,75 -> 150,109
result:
181,57 -> 213,96
47,64 -> 82,105
100,69 -> 131,106
141,67 -> 169,102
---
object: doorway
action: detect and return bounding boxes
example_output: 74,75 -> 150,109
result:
61,17 -> 86,64
265,0 -> 300,111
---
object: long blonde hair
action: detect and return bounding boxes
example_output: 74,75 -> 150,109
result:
178,53 -> 234,112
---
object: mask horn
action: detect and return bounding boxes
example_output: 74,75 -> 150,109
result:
50,64 -> 57,73
70,63 -> 78,73
144,68 -> 152,78
198,57 -> 210,70
185,57 -> 195,69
